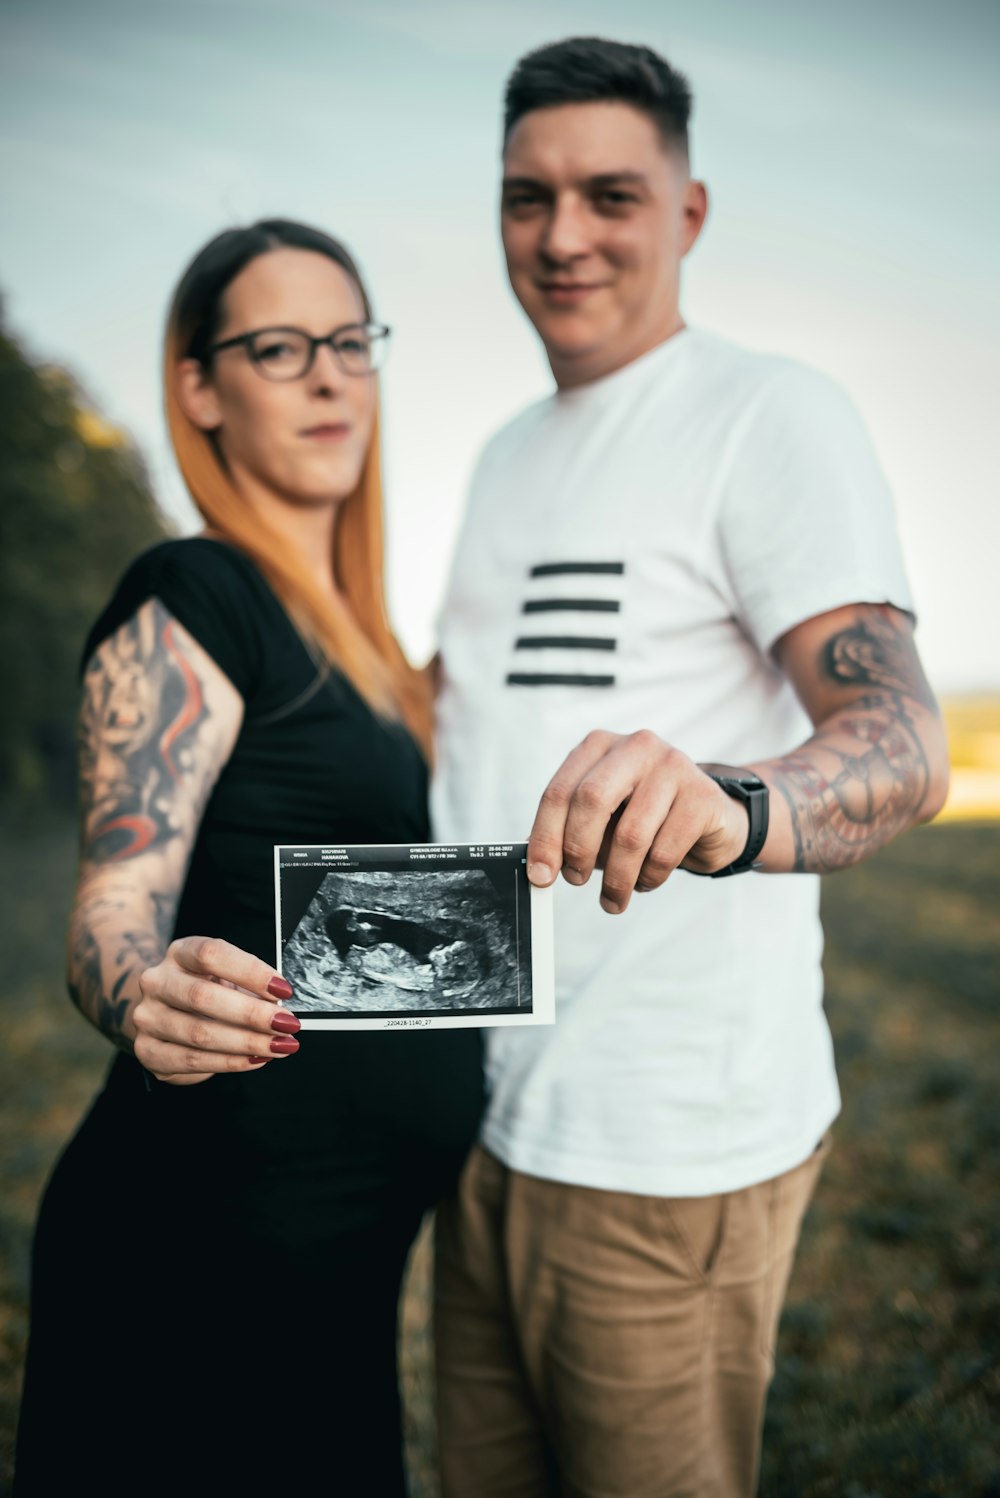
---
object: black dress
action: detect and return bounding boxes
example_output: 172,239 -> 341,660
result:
15,538 -> 484,1498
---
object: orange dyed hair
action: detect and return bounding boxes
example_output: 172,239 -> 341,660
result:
163,219 -> 432,755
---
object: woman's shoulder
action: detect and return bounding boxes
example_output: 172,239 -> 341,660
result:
82,537 -> 273,695
119,535 -> 270,594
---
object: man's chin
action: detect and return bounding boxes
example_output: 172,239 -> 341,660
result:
518,293 -> 599,344
535,319 -> 603,359
541,331 -> 618,384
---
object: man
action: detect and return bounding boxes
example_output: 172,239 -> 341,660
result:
431,36 -> 949,1498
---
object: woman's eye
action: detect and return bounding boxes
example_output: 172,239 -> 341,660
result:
337,337 -> 368,356
258,340 -> 295,361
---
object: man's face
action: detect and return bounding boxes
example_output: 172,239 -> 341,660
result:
501,101 -> 707,387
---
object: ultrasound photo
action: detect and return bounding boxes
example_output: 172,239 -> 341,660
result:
274,843 -> 554,1031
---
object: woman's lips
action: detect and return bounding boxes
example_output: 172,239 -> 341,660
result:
301,423 -> 351,442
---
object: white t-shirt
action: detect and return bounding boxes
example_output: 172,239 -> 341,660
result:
432,327 -> 913,1197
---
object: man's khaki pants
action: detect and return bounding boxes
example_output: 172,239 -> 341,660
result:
434,1136 -> 830,1498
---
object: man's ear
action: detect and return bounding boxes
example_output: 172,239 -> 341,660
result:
680,179 -> 709,257
176,358 -> 223,431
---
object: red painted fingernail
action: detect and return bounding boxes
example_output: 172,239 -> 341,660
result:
267,976 -> 293,1000
271,1011 -> 301,1035
249,1056 -> 270,1065
270,1035 -> 300,1056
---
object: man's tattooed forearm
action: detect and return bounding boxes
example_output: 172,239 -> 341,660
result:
773,690 -> 932,872
79,605 -> 212,864
821,609 -> 937,710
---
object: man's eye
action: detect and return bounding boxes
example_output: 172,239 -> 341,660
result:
597,190 -> 638,208
336,337 -> 369,356
504,193 -> 543,212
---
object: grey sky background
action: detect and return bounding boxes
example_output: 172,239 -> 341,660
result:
2,0 -> 998,690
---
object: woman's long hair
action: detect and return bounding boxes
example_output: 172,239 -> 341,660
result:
164,219 -> 432,754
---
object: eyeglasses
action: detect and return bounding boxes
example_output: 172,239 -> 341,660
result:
206,322 -> 391,380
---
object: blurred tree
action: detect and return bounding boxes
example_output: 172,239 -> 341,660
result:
0,298 -> 168,808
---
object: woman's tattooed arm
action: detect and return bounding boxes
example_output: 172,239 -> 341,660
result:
67,600 -> 243,1048
751,605 -> 950,874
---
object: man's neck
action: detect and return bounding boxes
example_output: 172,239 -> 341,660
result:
550,312 -> 687,391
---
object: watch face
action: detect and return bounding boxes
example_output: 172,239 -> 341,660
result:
700,763 -> 765,788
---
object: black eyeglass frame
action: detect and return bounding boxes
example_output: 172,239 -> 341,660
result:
204,321 -> 392,379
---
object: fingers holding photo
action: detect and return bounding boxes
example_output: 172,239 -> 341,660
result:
133,934 -> 300,1082
170,933 -> 292,1000
527,730 -> 725,911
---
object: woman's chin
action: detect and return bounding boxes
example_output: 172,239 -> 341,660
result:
274,460 -> 365,509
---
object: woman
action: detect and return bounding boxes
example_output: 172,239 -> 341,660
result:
15,220 -> 484,1497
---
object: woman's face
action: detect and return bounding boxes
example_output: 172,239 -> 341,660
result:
182,247 -> 377,510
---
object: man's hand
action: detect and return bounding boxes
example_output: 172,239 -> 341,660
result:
525,604 -> 950,911
526,730 -> 750,913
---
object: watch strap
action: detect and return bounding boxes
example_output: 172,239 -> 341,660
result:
691,765 -> 770,878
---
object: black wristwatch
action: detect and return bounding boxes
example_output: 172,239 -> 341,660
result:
693,764 -> 770,877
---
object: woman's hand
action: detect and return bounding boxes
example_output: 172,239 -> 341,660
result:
134,935 -> 300,1085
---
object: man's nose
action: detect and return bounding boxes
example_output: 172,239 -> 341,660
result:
539,196 -> 591,264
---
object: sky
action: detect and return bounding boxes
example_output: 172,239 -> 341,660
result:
2,0 -> 999,691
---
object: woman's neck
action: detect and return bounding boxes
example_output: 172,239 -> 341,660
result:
277,502 -> 343,603
213,465 -> 344,603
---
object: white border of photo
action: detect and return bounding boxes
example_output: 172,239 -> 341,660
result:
273,842 -> 554,1031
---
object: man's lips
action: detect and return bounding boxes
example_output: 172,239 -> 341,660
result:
536,282 -> 607,305
301,423 -> 351,442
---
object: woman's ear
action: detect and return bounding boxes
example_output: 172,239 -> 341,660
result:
176,358 -> 223,431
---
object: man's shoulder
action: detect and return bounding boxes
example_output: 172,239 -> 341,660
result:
466,335 -> 855,489
680,334 -> 877,473
685,329 -> 842,406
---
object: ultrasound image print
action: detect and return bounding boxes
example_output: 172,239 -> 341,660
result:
282,868 -> 531,1015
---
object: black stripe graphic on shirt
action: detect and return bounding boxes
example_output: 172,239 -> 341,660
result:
508,561 -> 625,688
507,672 -> 616,688
522,598 -> 620,614
529,561 -> 625,578
515,635 -> 617,651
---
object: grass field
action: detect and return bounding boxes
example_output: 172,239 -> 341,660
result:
1,814 -> 998,1496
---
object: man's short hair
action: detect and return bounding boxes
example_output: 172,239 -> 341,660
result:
503,37 -> 693,160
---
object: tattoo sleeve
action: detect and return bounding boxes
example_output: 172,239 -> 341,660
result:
67,601 -> 241,1047
760,608 -> 947,874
